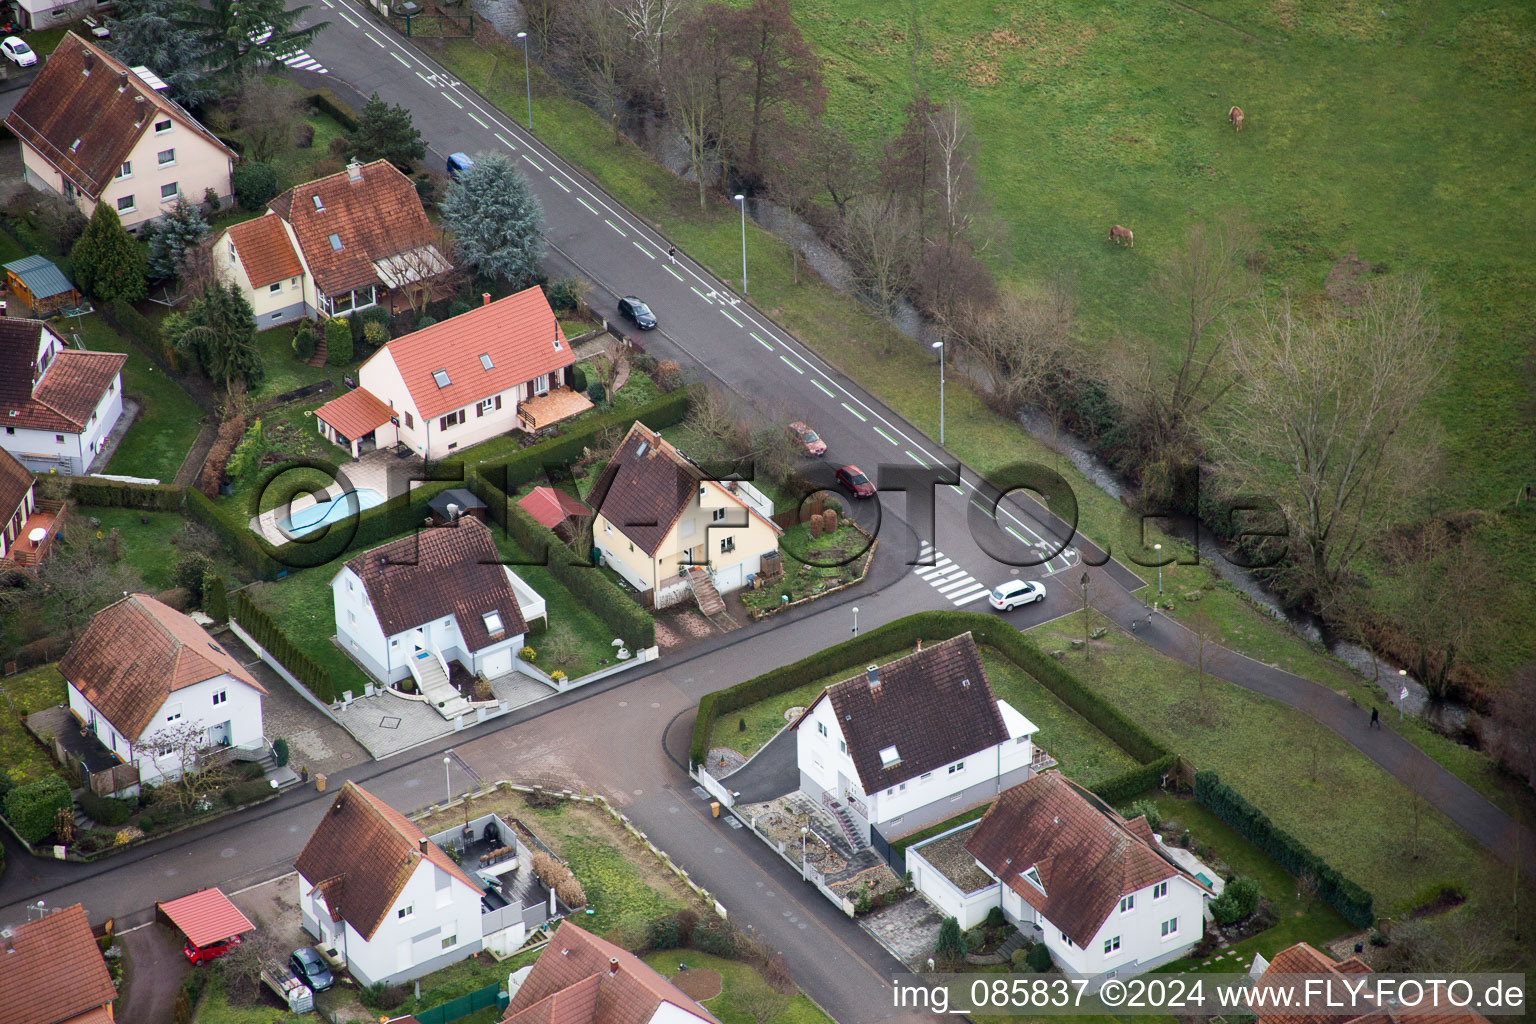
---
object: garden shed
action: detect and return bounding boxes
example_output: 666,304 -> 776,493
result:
3,254 -> 80,316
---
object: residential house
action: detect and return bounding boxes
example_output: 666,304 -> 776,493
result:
0,903 -> 118,1024
908,771 -> 1209,977
295,781 -> 488,987
314,287 -> 586,460
15,0 -> 111,30
1251,942 -> 1493,1024
792,633 -> 1040,849
5,34 -> 236,231
213,214 -> 310,328
0,318 -> 125,475
59,594 -> 268,795
500,920 -> 719,1024
589,422 -> 782,598
331,517 -> 546,693
0,446 -> 59,570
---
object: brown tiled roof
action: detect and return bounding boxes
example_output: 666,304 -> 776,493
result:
295,781 -> 479,942
799,633 -> 1008,791
367,287 -> 573,422
518,486 -> 592,529
964,773 -> 1190,949
0,319 -> 124,433
0,903 -> 117,1024
269,160 -> 435,296
501,921 -> 717,1024
588,423 -> 701,557
3,33 -> 233,199
315,386 -> 395,440
340,516 -> 528,652
225,214 -> 304,289
33,351 -> 126,427
58,593 -> 266,741
0,447 -> 32,521
1255,943 -> 1493,1024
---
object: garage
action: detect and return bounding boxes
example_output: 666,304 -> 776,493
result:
479,645 -> 513,678
712,562 -> 744,594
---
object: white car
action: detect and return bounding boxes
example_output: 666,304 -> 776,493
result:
988,579 -> 1046,611
2,37 -> 37,68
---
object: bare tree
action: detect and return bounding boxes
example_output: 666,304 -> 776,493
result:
1380,520 -> 1497,702
235,79 -> 303,163
763,119 -> 869,224
836,195 -> 918,316
556,0 -> 635,144
390,229 -> 464,317
1218,277 -> 1444,612
961,278 -> 1075,418
1187,602 -> 1219,721
615,0 -> 690,93
737,966 -> 792,1024
925,100 -> 976,247
142,719 -> 236,815
665,19 -> 727,209
684,385 -> 752,459
728,0 -> 824,186
37,531 -> 137,639
1491,663 -> 1536,791
522,0 -> 559,56
1403,754 -> 1435,860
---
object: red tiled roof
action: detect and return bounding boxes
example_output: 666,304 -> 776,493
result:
269,160 -> 435,296
964,773 -> 1187,949
586,423 -> 699,557
0,447 -> 32,522
225,214 -> 304,289
32,351 -> 126,427
518,486 -> 592,529
295,781 -> 480,942
3,34 -> 233,199
339,517 -> 528,652
58,593 -> 266,741
0,904 -> 117,1024
1255,943 -> 1492,1024
0,319 -> 123,433
366,287 -> 572,422
157,888 -> 256,948
316,386 -> 395,441
501,921 -> 717,1024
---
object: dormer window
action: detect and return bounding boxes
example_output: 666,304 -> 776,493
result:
479,353 -> 493,370
1022,867 -> 1046,894
878,745 -> 900,769
313,195 -> 324,211
328,233 -> 342,250
432,369 -> 450,388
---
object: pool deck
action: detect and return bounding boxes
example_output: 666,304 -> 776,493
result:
246,448 -> 428,545
248,488 -> 384,545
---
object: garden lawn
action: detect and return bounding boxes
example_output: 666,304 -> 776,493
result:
192,977 -> 306,1024
1026,612 -> 1523,934
72,316 -> 205,482
250,325 -> 333,401
324,947 -> 544,1019
244,569 -> 372,702
0,664 -> 67,787
643,951 -> 836,1024
72,506 -> 246,591
494,530 -> 626,679
741,520 -> 871,615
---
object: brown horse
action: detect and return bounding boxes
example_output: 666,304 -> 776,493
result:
1109,225 -> 1134,248
1229,106 -> 1244,132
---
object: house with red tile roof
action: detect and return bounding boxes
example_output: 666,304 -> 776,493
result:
0,904 -> 118,1024
1250,942 -> 1492,1024
314,287 -> 586,459
0,447 -> 41,567
295,781 -> 489,987
4,34 -> 235,231
905,771 -> 1209,978
500,920 -> 718,1024
0,318 -> 125,476
59,594 -> 268,795
212,159 -> 447,329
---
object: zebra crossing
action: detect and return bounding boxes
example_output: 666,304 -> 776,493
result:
276,48 -> 328,74
913,541 -> 991,607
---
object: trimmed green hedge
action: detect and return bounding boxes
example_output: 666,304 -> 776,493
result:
1194,770 -> 1374,927
185,488 -> 281,578
233,591 -> 335,702
68,478 -> 184,510
3,775 -> 72,845
79,791 -> 134,826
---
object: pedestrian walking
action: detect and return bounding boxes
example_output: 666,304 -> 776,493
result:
1370,707 -> 1379,729
667,245 -> 677,265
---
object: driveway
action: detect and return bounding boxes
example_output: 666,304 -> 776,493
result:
229,642 -> 369,777
330,690 -> 453,759
718,724 -> 799,803
118,922 -> 189,1024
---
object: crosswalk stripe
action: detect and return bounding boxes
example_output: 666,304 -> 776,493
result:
947,582 -> 986,601
932,557 -> 953,570
913,565 -> 946,579
938,577 -> 978,595
953,588 -> 991,607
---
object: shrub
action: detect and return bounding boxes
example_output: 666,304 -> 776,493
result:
222,779 -> 275,806
1210,876 -> 1261,926
185,489 -> 280,579
1027,942 -> 1053,972
272,737 -> 290,766
546,277 -> 581,313
1010,948 -> 1032,971
655,360 -> 683,392
350,306 -> 391,345
525,788 -> 562,809
296,122 -> 316,149
3,776 -> 73,844
647,915 -> 682,950
292,322 -> 317,359
325,318 -> 353,365
363,320 -> 389,347
204,573 -> 229,621
417,315 -> 438,330
78,791 -> 134,826
570,364 -> 588,394
66,478 -> 182,511
173,553 -> 214,602
985,905 -> 1006,930
587,381 -> 606,404
689,920 -> 737,958
447,299 -> 473,318
153,587 -> 192,611
231,591 -> 334,701
936,917 -> 964,959
1127,799 -> 1162,831
232,161 -> 280,211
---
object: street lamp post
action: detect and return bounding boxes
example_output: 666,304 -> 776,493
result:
443,755 -> 452,806
931,340 -> 945,445
1398,669 -> 1408,721
852,606 -> 859,637
800,826 -> 809,881
516,32 -> 532,131
734,194 -> 748,296
1154,542 -> 1163,598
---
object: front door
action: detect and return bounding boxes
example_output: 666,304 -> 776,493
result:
208,721 -> 231,747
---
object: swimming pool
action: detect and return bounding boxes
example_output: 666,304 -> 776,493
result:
278,488 -> 386,538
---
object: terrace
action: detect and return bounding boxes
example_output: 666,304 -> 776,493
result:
2,499 -> 63,571
427,811 -> 570,950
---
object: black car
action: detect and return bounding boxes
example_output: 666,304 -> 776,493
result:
289,947 -> 334,992
618,296 -> 657,330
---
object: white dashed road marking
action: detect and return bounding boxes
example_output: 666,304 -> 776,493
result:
495,132 -> 518,149
841,402 -> 866,422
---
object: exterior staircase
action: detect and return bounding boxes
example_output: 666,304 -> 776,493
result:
409,650 -> 470,719
821,792 -> 868,852
996,929 -> 1030,961
685,566 -> 726,617
306,332 -> 328,367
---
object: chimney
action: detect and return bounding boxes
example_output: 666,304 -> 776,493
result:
117,71 -> 128,92
481,292 -> 491,307
608,957 -> 619,976
82,51 -> 95,75
915,637 -> 922,652
866,664 -> 880,690
346,159 -> 363,182
418,837 -> 428,854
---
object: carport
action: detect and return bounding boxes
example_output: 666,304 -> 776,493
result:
157,888 -> 256,962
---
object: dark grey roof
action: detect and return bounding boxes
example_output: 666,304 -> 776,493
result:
429,488 -> 487,518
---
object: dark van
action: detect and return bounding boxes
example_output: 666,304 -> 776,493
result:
447,152 -> 475,181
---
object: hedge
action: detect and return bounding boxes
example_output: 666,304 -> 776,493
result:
308,90 -> 360,130
232,591 -> 336,702
1194,770 -> 1375,927
3,775 -> 72,845
79,791 -> 134,826
67,478 -> 184,510
185,488 -> 281,579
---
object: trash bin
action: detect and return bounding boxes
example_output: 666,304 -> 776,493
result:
315,773 -> 327,793
710,801 -> 720,819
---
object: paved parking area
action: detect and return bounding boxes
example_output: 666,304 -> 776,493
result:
492,673 -> 557,711
224,632 -> 369,776
860,894 -> 946,969
331,691 -> 453,759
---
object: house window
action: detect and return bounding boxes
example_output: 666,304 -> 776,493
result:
438,410 -> 465,431
1059,931 -> 1073,948
476,398 -> 496,417
312,195 -> 324,211
328,233 -> 342,250
479,353 -> 493,370
441,934 -> 457,949
1160,917 -> 1178,938
269,282 -> 282,293
1119,894 -> 1135,913
390,638 -> 399,647
348,610 -> 357,625
817,722 -> 827,737
212,690 -> 227,706
433,369 -> 451,388
948,761 -> 965,774
1104,936 -> 1121,955
165,706 -> 182,722
117,195 -> 136,213
161,182 -> 178,200
116,161 -> 132,179
157,148 -> 175,166
154,118 -> 172,134
1153,881 -> 1168,900
919,772 -> 932,781
228,241 -> 237,263
397,906 -> 413,919
719,536 -> 735,554
56,434 -> 65,443
839,740 -> 847,754
404,411 -> 414,429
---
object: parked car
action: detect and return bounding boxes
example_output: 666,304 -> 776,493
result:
988,579 -> 1046,611
835,464 -> 875,499
184,935 -> 241,965
447,152 -> 475,181
289,947 -> 335,992
787,421 -> 827,456
2,36 -> 37,67
618,295 -> 657,330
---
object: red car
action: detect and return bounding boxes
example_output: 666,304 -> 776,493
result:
787,421 -> 827,456
836,464 -> 875,499
185,935 -> 241,965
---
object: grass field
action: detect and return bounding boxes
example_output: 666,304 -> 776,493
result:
643,951 -> 836,1024
74,506 -> 245,591
0,665 -> 67,787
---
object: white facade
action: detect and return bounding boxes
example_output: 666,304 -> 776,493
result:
299,854 -> 484,987
796,694 -> 1036,837
66,672 -> 265,789
0,478 -> 37,561
1,325 -> 124,475
331,564 -> 536,686
213,216 -> 313,328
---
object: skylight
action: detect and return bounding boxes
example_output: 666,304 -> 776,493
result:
328,233 -> 342,251
312,195 -> 324,211
879,745 -> 900,768
479,353 -> 494,370
432,369 -> 450,388
483,611 -> 503,634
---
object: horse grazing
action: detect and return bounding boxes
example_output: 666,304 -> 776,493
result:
1109,225 -> 1134,248
1229,106 -> 1244,132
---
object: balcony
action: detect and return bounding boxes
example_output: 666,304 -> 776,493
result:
3,499 -> 64,571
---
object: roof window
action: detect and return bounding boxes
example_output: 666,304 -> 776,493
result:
879,745 -> 900,769
69,138 -> 82,153
483,611 -> 504,635
328,233 -> 342,251
479,353 -> 493,370
432,369 -> 451,388
313,195 -> 324,211
1022,867 -> 1046,894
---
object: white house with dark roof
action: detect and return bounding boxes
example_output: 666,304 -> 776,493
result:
0,318 -> 125,475
792,633 -> 1040,847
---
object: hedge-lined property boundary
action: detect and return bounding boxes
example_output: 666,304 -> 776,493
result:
232,591 -> 336,702
1194,770 -> 1374,927
66,478 -> 184,511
